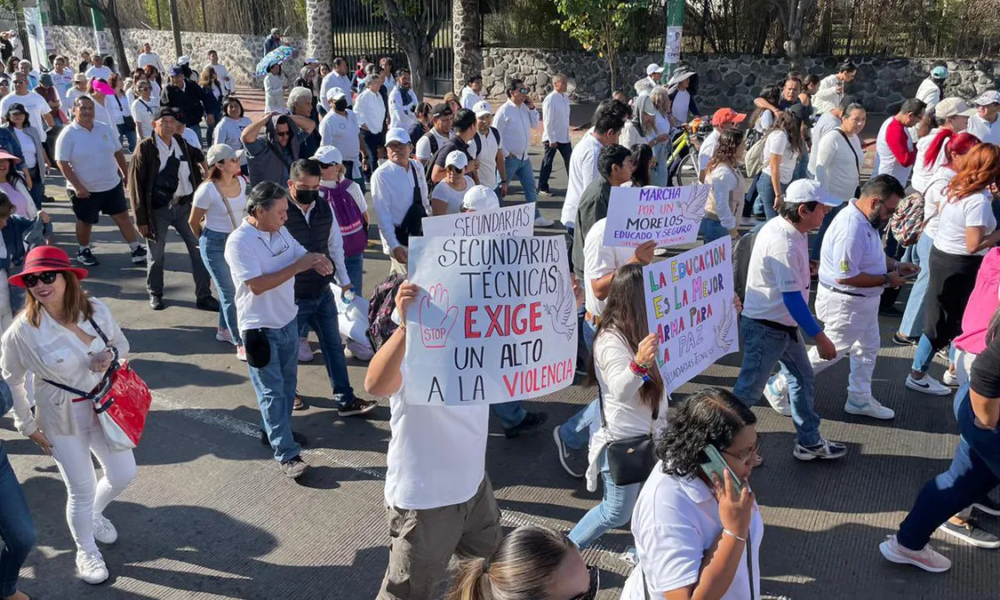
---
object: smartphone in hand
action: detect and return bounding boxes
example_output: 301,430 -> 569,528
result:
700,444 -> 743,493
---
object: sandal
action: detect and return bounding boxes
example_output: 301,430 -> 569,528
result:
293,394 -> 308,411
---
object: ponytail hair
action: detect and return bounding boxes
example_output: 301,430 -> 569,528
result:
923,128 -> 954,169
445,525 -> 576,600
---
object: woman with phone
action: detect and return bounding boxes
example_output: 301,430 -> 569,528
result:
566,263 -> 668,550
621,387 -> 762,600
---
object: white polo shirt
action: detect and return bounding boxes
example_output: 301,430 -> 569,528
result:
414,128 -> 453,162
494,99 -> 538,160
968,114 -> 1000,145
0,92 -> 50,134
54,119 -> 122,193
224,220 -> 308,331
818,201 -> 886,298
561,131 -> 603,227
474,127 -> 502,189
621,465 -> 763,600
584,219 -> 633,318
371,158 -> 430,253
743,216 -> 810,327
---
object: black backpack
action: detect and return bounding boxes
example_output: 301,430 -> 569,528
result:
423,132 -> 443,189
732,231 -> 758,303
366,272 -> 407,352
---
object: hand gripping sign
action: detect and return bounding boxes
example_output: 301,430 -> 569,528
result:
404,236 -> 578,406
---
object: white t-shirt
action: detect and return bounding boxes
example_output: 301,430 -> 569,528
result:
319,110 -> 362,165
920,166 -> 956,240
619,120 -> 649,151
814,128 -> 862,202
968,114 -> 1000,145
743,216 -> 810,327
583,219 -> 633,318
430,176 -> 474,215
621,466 -> 763,600
224,220 -> 308,331
384,377 -> 489,510
192,178 -> 248,234
85,65 -> 112,81
915,78 -> 941,109
55,120 -> 122,193
707,165 -> 741,230
818,201 -> 887,297
763,130 -> 799,184
415,129 -> 453,162
131,97 -> 157,139
562,132 -> 603,227
0,92 -> 49,134
698,129 -> 720,173
180,127 -> 200,149
754,109 -> 774,134
474,127 -> 502,189
808,111 -> 842,176
934,191 -> 998,256
671,90 -> 692,123
911,128 -> 948,192
12,128 -> 35,169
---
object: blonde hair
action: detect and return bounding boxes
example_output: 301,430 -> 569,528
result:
24,270 -> 93,327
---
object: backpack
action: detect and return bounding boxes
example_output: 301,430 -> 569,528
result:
423,132 -> 442,189
366,272 -> 407,352
732,230 -> 758,303
472,127 -> 500,157
743,136 -> 769,179
744,127 -> 763,152
889,177 -> 946,247
324,179 -> 368,257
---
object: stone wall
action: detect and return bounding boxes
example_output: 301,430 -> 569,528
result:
481,48 -> 1000,114
46,26 -> 306,88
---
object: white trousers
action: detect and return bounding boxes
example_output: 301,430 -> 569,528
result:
809,287 -> 882,397
48,400 -> 137,554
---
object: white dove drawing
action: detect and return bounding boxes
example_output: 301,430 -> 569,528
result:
675,185 -> 710,222
545,274 -> 576,341
715,300 -> 736,353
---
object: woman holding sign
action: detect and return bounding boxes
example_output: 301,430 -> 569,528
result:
700,129 -> 746,243
567,263 -> 668,550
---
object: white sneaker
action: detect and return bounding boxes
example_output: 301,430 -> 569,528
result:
76,549 -> 110,584
905,374 -> 952,396
297,337 -> 313,362
236,345 -> 247,362
844,393 -> 895,420
879,535 -> 952,573
943,369 -> 958,387
534,216 -> 555,228
763,375 -> 792,417
216,328 -> 234,344
93,515 -> 118,544
347,339 -> 374,361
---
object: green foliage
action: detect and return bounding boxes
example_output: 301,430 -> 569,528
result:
552,0 -> 650,89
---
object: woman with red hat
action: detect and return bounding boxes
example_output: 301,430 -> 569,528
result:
0,246 -> 136,585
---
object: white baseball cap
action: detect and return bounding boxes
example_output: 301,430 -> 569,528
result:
463,185 -> 500,212
326,86 -> 347,101
472,100 -> 492,117
972,91 -> 1000,107
178,55 -> 190,65
385,127 -> 410,146
313,145 -> 343,166
784,179 -> 843,207
646,63 -> 663,76
304,57 -> 319,65
935,97 -> 977,119
445,150 -> 469,170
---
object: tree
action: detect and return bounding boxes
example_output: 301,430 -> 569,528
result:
369,0 -> 449,100
552,0 -> 649,93
771,0 -> 818,71
82,0 -> 131,75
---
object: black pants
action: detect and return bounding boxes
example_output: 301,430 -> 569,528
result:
538,141 -> 572,192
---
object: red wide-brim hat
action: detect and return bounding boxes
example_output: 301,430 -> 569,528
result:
8,246 -> 88,288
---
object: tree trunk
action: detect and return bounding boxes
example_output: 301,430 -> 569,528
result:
785,36 -> 802,72
168,0 -> 182,58
379,0 -> 441,100
104,0 -> 130,75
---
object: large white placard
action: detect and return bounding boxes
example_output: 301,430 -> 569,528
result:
405,236 -> 578,406
644,236 -> 737,394
602,185 -> 709,249
421,203 -> 535,238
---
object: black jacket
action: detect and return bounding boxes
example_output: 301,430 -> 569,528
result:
166,81 -> 205,127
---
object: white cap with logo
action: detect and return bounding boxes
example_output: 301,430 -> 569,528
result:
473,100 -> 492,117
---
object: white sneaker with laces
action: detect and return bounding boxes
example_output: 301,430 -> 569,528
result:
943,369 -> 958,387
297,338 -> 313,362
216,328 -> 234,344
905,374 -> 952,396
93,514 -> 118,544
76,549 -> 110,584
763,374 -> 792,417
844,393 -> 895,420
879,535 -> 952,573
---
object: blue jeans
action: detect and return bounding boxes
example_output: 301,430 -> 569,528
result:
732,318 -> 821,447
899,233 -> 933,339
651,142 -> 669,187
793,149 -> 809,182
492,401 -> 527,429
504,155 -> 541,218
0,442 -> 35,597
810,201 -> 847,261
560,315 -> 600,450
344,253 -> 364,294
295,289 -> 355,405
756,175 -> 787,222
568,448 -> 642,549
117,122 -> 136,153
27,166 -> 43,210
698,218 -> 730,243
200,229 -> 241,345
911,334 -> 956,374
248,319 -> 301,463
897,390 -> 1000,551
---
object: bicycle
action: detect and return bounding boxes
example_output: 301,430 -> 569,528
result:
666,117 -> 713,186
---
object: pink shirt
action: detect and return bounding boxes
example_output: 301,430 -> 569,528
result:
0,182 -> 29,217
954,248 -> 1000,355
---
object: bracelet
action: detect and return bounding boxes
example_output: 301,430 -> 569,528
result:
629,360 -> 651,382
722,528 -> 747,544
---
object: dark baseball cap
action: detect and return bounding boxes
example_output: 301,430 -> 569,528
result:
155,106 -> 179,120
431,103 -> 453,118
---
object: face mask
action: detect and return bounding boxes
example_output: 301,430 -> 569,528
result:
334,98 -> 347,111
296,189 -> 319,205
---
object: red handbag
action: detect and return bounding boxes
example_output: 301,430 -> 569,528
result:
44,319 -> 152,452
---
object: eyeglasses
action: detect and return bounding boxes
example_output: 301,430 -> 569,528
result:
275,131 -> 291,138
518,87 -> 529,94
256,231 -> 289,257
138,86 -> 151,91
722,433 -> 764,465
23,271 -> 60,288
569,566 -> 600,600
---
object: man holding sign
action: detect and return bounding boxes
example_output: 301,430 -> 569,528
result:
731,180 -> 848,462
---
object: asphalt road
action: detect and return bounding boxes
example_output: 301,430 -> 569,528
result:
2,113 -> 998,600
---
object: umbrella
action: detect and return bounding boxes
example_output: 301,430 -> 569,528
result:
255,45 -> 295,78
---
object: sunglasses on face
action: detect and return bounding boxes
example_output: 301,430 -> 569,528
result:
276,131 -> 291,138
518,87 -> 529,94
23,271 -> 60,288
569,566 -> 600,600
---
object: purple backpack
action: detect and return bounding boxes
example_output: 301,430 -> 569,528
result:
324,179 -> 368,257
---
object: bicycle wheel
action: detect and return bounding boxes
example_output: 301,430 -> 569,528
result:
675,150 -> 700,186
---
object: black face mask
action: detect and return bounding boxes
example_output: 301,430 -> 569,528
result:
334,98 -> 347,111
296,189 -> 319,205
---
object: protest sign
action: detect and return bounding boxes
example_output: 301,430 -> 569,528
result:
644,236 -> 737,394
603,185 -> 710,249
405,236 -> 578,406
422,202 -> 535,238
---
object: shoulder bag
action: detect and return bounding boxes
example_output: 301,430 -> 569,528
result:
599,381 -> 657,487
211,180 -> 239,230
